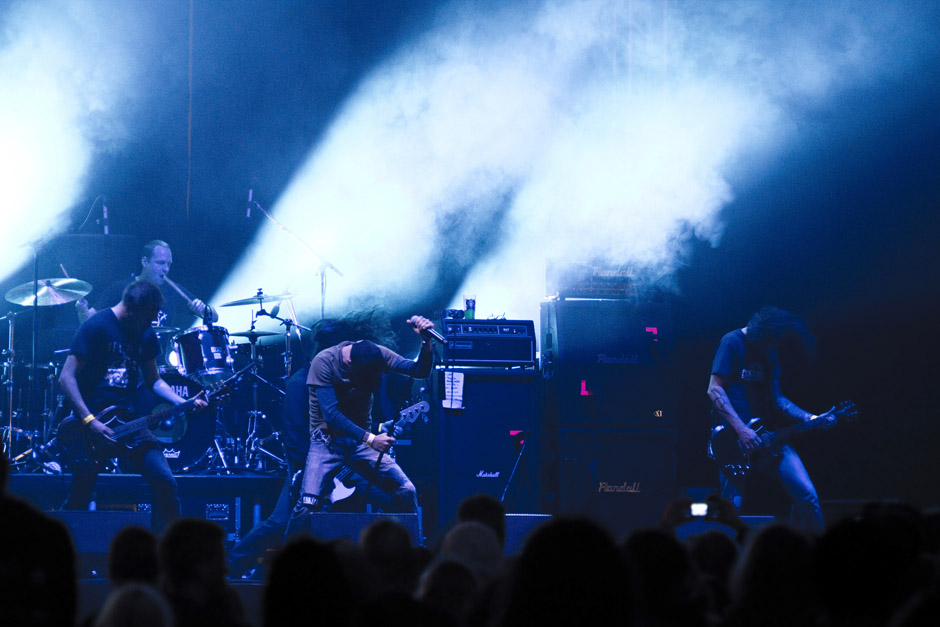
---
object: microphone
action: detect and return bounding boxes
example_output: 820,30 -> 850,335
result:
102,198 -> 109,235
407,316 -> 447,344
246,186 -> 253,219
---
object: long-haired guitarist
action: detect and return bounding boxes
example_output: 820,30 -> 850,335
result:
290,315 -> 435,521
707,306 -> 833,533
57,280 -> 208,532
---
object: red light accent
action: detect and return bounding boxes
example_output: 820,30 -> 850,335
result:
580,380 -> 592,396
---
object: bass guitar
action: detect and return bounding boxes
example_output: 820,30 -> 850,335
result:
57,364 -> 249,466
708,400 -> 857,481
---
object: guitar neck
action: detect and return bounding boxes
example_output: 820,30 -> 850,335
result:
769,413 -> 833,443
109,399 -> 195,440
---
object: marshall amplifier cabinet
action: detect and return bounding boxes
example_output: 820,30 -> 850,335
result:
441,319 -> 536,367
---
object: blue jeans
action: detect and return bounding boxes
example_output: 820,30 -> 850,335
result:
64,444 -> 181,534
720,444 -> 824,533
299,429 -> 417,513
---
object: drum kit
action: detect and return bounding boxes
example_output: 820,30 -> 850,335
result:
1,275 -> 307,477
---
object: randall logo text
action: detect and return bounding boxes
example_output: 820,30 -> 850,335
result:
596,353 -> 639,365
598,481 -> 641,493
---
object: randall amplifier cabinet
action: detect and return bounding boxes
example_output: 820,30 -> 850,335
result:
540,299 -> 675,427
441,319 -> 536,367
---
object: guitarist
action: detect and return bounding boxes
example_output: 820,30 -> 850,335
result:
57,280 -> 207,533
291,315 -> 436,521
707,306 -> 833,533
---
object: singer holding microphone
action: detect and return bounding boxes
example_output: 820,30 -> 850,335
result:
290,315 -> 437,521
76,239 -> 218,328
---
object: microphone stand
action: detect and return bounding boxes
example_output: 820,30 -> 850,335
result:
246,196 -> 343,319
255,308 -> 312,383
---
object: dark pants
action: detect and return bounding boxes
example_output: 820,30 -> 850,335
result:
64,444 -> 181,534
720,444 -> 824,533
227,472 -> 294,575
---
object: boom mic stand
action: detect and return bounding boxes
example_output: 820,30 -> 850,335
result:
246,194 -> 343,319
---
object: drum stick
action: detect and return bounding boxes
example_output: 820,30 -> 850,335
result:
163,276 -> 191,301
59,264 -> 70,278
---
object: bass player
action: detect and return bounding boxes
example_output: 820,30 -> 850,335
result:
57,280 -> 207,532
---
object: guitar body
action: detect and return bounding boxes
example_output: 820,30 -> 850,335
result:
708,401 -> 857,483
56,406 -> 136,467
709,418 -> 774,482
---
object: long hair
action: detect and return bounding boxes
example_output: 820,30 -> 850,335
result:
746,306 -> 815,357
310,306 -> 397,355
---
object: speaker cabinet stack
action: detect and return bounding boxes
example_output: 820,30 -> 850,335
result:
540,298 -> 677,538
436,367 -> 540,526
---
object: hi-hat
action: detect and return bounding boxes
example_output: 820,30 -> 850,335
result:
5,278 -> 92,307
152,326 -> 180,335
220,290 -> 293,307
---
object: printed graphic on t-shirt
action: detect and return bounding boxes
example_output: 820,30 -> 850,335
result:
739,364 -> 766,382
102,341 -> 138,390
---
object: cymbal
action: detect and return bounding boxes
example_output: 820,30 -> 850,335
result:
151,326 -> 180,335
229,330 -> 280,338
5,278 -> 92,307
220,291 -> 293,307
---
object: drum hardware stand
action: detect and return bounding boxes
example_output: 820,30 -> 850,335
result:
255,306 -> 312,382
0,310 -> 31,462
245,191 -> 344,319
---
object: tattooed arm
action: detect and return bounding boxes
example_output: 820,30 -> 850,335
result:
707,373 -> 763,451
773,380 -> 817,423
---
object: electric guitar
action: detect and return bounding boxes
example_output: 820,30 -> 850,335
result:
708,400 -> 858,481
57,365 -> 248,466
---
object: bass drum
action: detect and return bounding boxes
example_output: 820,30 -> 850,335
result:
135,372 -> 215,473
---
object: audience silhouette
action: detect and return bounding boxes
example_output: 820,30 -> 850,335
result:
4,476 -> 940,627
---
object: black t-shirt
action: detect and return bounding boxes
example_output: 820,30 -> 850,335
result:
94,275 -> 195,329
69,308 -> 161,414
711,329 -> 783,427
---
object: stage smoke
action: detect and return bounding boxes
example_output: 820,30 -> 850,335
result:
212,0 -> 937,325
0,0 -> 144,280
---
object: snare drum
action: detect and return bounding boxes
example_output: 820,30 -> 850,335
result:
175,326 -> 234,378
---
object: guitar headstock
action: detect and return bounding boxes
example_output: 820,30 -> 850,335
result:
399,400 -> 430,423
205,380 -> 235,404
826,400 -> 858,424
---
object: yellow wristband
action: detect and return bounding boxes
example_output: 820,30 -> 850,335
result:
82,414 -> 96,426
366,432 -> 376,447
